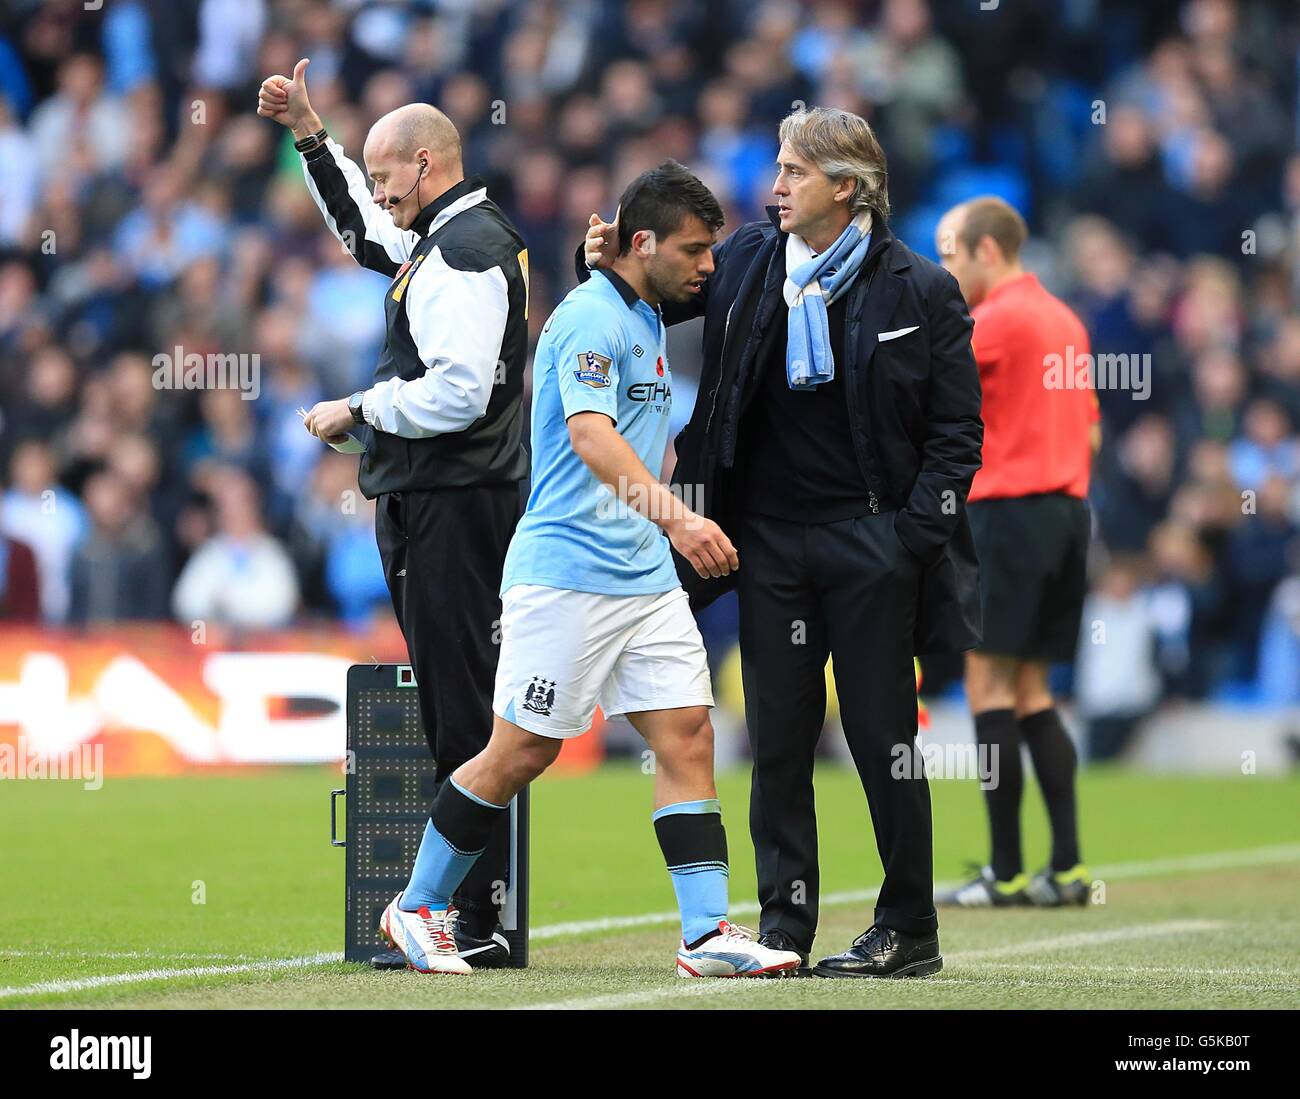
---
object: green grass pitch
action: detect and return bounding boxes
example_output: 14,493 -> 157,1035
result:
2,763 -> 1297,1009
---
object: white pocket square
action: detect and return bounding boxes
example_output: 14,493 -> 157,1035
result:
877,325 -> 920,342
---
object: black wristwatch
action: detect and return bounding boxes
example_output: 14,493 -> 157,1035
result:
348,391 -> 366,425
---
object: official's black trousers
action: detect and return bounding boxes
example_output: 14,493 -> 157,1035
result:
737,510 -> 938,949
375,483 -> 520,926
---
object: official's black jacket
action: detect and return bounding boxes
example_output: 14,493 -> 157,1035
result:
304,141 -> 529,499
578,210 -> 984,654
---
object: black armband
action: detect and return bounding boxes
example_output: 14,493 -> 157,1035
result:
293,127 -> 328,153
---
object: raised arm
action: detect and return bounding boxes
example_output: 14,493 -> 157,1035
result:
258,58 -> 416,276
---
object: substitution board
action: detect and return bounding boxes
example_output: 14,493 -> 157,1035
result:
331,663 -> 529,967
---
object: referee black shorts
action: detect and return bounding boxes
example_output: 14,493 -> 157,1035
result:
967,492 -> 1090,662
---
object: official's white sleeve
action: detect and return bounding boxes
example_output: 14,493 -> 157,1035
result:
361,247 -> 509,438
301,138 -> 417,275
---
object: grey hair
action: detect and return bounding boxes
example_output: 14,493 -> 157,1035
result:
778,107 -> 890,222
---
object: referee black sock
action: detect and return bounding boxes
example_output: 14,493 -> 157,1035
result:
1020,707 -> 1082,872
973,708 -> 1023,881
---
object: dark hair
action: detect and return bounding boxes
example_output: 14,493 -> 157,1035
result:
616,160 -> 724,256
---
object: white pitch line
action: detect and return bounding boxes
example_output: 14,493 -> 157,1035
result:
1095,843 -> 1300,880
0,949 -> 275,962
528,843 -> 1300,941
922,974 -> 1290,996
518,918 -> 1233,1010
0,952 -> 343,1000
5,842 -> 1298,1003
948,919 -> 1228,961
972,961 -> 1300,983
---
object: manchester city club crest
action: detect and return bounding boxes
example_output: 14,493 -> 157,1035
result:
573,350 -> 612,388
522,676 -> 557,716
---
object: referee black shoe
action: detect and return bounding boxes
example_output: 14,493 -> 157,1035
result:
757,929 -> 811,976
812,925 -> 942,979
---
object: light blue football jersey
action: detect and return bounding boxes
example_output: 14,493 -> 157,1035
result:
501,269 -> 678,596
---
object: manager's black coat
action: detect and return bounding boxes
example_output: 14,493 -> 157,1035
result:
584,209 -> 984,654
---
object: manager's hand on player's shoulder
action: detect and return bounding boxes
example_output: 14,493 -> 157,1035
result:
583,207 -> 619,271
257,57 -> 321,139
664,509 -> 738,580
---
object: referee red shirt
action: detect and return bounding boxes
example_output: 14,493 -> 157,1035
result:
967,272 -> 1098,502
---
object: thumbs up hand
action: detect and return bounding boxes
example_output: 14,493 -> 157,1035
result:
257,58 -> 322,140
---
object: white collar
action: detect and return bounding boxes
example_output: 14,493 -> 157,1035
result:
425,187 -> 488,237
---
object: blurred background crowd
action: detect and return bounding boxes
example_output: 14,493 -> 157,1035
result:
0,0 -> 1298,737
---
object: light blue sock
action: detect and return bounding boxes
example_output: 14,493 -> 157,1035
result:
653,799 -> 729,944
399,778 -> 505,912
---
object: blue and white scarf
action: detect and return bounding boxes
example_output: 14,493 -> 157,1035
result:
784,210 -> 873,389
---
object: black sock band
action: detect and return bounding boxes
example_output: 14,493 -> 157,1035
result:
653,808 -> 728,871
974,708 -> 1023,881
430,779 -> 507,857
1020,707 -> 1081,871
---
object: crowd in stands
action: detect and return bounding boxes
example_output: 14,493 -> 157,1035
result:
0,0 -> 1297,713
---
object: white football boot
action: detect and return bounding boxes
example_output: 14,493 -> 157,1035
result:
675,920 -> 802,978
379,894 -> 472,975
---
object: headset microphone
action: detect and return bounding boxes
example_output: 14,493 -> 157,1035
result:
387,160 -> 427,208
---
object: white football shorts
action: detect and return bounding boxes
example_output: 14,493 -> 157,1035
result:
493,583 -> 714,738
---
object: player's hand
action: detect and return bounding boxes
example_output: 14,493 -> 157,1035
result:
584,206 -> 619,271
302,398 -> 353,444
257,58 -> 320,138
666,512 -> 738,579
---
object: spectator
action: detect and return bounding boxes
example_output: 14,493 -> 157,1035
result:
1223,475 -> 1298,680
171,470 -> 298,630
1145,518 -> 1223,697
67,469 -> 170,624
1228,398 -> 1300,489
0,439 -> 86,623
0,533 -> 40,622
27,54 -> 132,180
1075,557 -> 1162,761
0,96 -> 39,247
1097,414 -> 1179,553
323,495 -> 388,630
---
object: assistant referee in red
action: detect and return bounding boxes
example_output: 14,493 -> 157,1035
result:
933,197 -> 1098,909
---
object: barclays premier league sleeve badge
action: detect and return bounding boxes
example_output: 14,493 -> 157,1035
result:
574,350 -> 613,388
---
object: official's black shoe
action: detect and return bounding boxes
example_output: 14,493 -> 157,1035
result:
935,864 -> 1030,907
1025,864 -> 1091,907
368,947 -> 408,970
451,922 -> 511,968
449,904 -> 511,968
757,929 -> 811,976
812,925 -> 942,979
